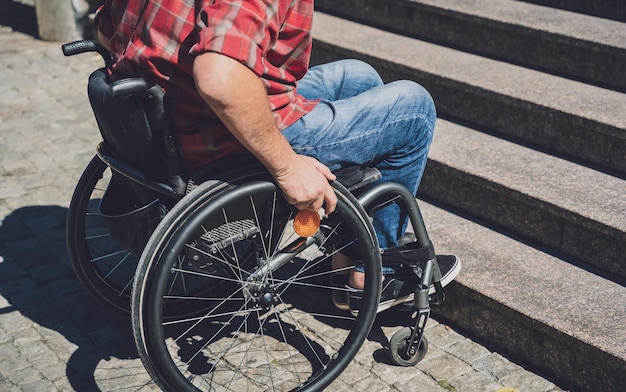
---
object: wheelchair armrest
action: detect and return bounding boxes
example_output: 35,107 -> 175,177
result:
334,166 -> 381,191
109,78 -> 151,97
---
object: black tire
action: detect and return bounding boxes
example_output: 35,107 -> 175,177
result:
389,327 -> 428,367
132,174 -> 382,391
66,155 -> 138,313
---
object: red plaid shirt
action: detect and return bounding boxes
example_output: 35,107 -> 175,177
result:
96,0 -> 318,171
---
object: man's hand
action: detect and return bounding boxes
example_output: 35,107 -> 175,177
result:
273,154 -> 337,214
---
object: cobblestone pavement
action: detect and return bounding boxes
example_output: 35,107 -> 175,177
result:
0,1 -> 566,391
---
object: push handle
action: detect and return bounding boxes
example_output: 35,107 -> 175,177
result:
62,40 -> 154,97
61,39 -> 114,68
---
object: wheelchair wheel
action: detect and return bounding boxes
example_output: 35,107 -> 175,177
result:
132,175 -> 382,391
388,327 -> 428,367
66,155 -> 138,313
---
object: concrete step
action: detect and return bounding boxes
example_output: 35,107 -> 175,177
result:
421,119 -> 626,282
310,12 -> 626,177
311,5 -> 626,392
518,0 -> 626,22
419,200 -> 626,392
316,0 -> 626,92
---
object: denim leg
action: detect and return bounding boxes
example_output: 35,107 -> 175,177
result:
284,61 -> 436,248
297,59 -> 384,101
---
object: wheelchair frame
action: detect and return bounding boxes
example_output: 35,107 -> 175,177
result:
63,39 -> 449,391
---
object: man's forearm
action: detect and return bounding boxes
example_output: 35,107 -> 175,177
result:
192,52 -> 298,177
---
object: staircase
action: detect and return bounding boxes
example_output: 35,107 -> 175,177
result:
310,1 -> 626,391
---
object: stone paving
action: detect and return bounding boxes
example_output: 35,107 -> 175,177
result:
0,1 -> 567,391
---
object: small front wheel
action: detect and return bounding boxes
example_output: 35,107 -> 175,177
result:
389,327 -> 428,367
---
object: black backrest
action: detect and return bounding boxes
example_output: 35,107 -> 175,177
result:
87,68 -> 185,203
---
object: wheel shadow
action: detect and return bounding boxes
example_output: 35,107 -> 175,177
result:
295,292 -> 410,366
0,203 -> 407,390
276,263 -> 407,366
0,205 -> 140,391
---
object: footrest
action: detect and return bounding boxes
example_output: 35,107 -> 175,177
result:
382,241 -> 436,266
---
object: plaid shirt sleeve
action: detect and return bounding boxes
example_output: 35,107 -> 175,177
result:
190,0 -> 312,83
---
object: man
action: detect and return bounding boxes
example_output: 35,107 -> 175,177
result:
95,0 -> 458,310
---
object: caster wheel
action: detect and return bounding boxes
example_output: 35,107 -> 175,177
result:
389,327 -> 428,366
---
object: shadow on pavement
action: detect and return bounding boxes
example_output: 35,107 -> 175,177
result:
0,205 -> 139,391
0,0 -> 39,38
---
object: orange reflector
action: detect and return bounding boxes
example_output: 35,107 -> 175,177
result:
293,210 -> 321,237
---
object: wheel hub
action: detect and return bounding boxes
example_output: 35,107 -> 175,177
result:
246,282 -> 279,310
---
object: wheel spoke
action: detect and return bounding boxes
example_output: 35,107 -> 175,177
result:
67,157 -> 139,313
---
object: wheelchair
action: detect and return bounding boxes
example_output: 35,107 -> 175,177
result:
63,40 -> 457,391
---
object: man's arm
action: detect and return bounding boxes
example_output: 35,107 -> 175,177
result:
193,52 -> 337,214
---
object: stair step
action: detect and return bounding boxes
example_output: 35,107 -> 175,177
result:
422,119 -> 626,281
418,201 -> 626,392
311,12 -> 626,176
311,5 -> 626,391
518,0 -> 626,22
316,0 -> 626,91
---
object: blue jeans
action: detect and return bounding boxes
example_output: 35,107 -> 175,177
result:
283,60 -> 435,249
